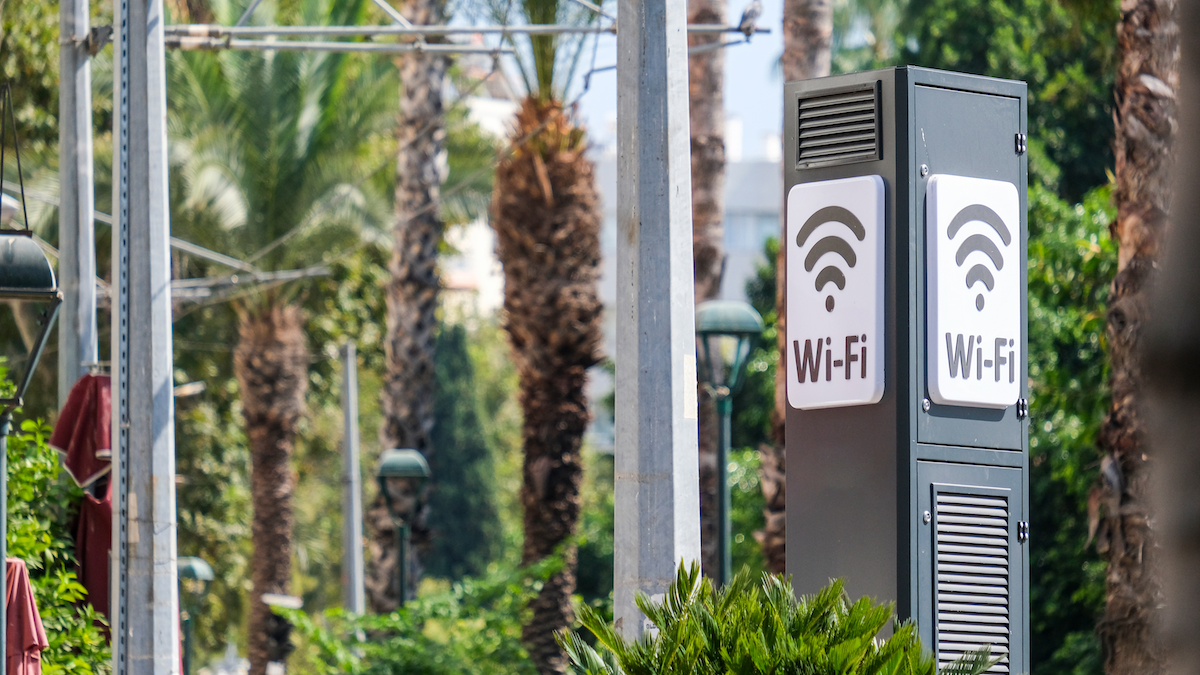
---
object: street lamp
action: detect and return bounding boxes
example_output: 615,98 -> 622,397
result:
178,556 -> 214,675
695,299 -> 764,586
0,204 -> 62,673
376,448 -> 430,608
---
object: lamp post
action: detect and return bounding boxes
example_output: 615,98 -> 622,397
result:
177,557 -> 214,675
694,300 -> 764,586
0,197 -> 63,674
376,449 -> 430,608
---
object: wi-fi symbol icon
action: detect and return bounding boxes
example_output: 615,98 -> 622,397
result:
947,204 -> 1012,311
796,206 -> 865,313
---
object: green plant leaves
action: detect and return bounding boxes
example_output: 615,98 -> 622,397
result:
563,564 -> 995,675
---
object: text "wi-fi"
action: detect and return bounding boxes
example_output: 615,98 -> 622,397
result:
796,206 -> 865,313
947,204 -> 1012,311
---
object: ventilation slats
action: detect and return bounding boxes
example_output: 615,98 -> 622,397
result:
936,491 -> 1011,675
797,85 -> 879,167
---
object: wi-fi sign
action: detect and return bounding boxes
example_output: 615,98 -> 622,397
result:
927,174 -> 1020,409
786,175 -> 885,410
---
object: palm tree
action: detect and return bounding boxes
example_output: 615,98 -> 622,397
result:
1095,2 -> 1177,673
689,0 -> 728,579
762,0 -> 833,575
368,0 -> 450,614
167,1 -> 394,671
489,3 -> 603,672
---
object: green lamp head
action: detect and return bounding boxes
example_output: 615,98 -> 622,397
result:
695,300 -> 765,396
0,214 -> 61,407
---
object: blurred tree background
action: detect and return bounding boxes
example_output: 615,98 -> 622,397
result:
0,0 -> 1122,672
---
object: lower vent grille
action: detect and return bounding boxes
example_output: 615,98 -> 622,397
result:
935,492 -> 1011,674
797,83 -> 880,168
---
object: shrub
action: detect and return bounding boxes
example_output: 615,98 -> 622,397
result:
561,564 -> 994,675
5,414 -> 111,674
283,559 -> 558,675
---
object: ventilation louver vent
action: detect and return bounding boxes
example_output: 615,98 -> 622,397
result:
935,492 -> 1011,674
797,84 -> 880,168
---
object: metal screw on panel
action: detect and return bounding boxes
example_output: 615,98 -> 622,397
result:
922,398 -> 931,412
923,510 -> 932,524
920,164 -> 929,177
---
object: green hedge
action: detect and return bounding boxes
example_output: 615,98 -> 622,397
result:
562,564 -> 994,675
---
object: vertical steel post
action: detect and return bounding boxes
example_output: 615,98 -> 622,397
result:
112,0 -> 180,671
340,343 -> 366,614
58,0 -> 98,406
614,0 -> 701,638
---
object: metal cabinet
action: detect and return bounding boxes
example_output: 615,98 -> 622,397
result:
784,66 -> 1029,668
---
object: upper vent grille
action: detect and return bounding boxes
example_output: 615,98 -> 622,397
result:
935,492 -> 1011,674
797,84 -> 880,168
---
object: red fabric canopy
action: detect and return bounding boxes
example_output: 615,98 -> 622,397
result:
6,559 -> 48,675
50,374 -> 112,488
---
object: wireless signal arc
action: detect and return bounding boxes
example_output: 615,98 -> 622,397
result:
946,203 -> 1011,311
796,206 -> 865,312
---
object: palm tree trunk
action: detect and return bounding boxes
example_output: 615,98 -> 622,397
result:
492,97 -> 603,675
763,0 -> 833,574
369,0 -> 448,614
235,304 -> 308,675
1096,2 -> 1177,673
689,0 -> 727,580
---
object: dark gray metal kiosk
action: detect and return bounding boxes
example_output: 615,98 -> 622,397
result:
783,67 -> 1029,674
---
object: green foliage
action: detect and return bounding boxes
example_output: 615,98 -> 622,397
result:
1,374 -> 111,673
1025,183 -> 1114,674
575,450 -> 615,608
564,564 -> 995,675
425,324 -> 504,580
0,1 -> 60,152
167,0 -> 397,278
728,449 -> 766,574
286,561 -> 556,675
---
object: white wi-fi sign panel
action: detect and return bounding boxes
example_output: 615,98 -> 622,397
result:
786,175 -> 885,410
927,174 -> 1021,409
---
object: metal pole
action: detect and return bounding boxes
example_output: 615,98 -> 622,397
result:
397,523 -> 409,608
716,395 -> 732,586
1,410 -> 11,675
181,613 -> 193,675
58,0 -> 98,406
614,0 -> 700,639
165,38 -> 515,54
340,343 -> 365,614
163,23 -> 767,37
112,0 -> 180,671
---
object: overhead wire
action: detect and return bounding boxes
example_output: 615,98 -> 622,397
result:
234,0 -> 266,28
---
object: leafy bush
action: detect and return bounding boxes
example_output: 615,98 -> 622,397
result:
284,560 -> 557,675
561,564 -> 993,675
4,409 -> 111,673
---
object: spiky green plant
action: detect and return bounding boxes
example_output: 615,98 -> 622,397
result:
561,564 -> 997,675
